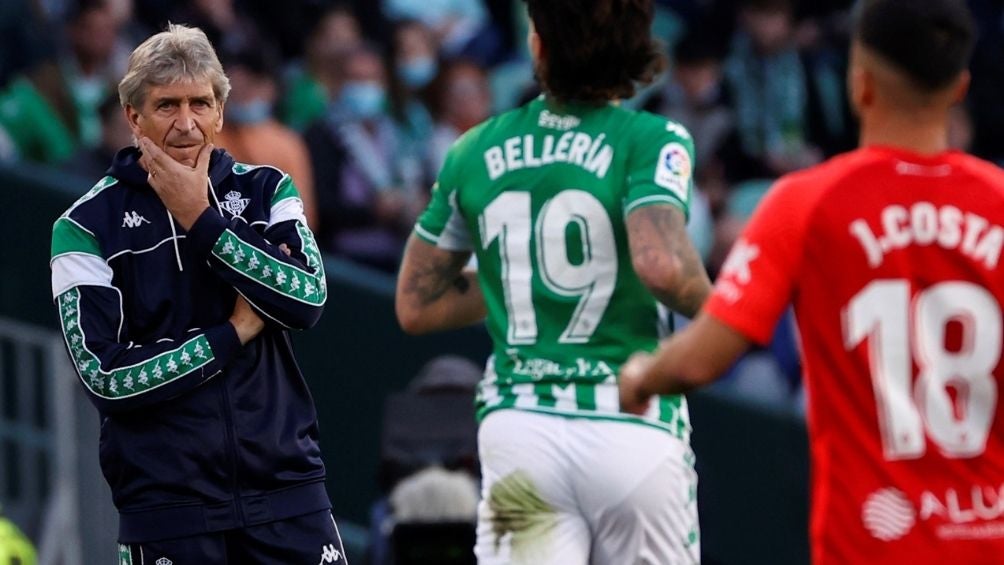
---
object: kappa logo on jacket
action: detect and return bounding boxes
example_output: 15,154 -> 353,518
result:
318,543 -> 342,563
122,211 -> 150,228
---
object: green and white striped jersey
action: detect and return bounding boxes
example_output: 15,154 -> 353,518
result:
415,96 -> 696,439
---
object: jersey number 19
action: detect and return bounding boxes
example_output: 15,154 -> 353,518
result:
480,190 -> 618,345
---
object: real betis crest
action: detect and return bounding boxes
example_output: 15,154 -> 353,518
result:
220,190 -> 250,217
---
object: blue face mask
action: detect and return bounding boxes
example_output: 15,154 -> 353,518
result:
339,82 -> 387,119
226,99 -> 272,125
397,57 -> 437,89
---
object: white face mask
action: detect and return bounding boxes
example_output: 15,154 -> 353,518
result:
339,81 -> 387,119
398,57 -> 438,89
226,98 -> 272,125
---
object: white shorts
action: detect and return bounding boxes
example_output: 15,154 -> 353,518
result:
474,409 -> 699,565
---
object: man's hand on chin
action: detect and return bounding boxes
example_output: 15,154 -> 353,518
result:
139,137 -> 213,230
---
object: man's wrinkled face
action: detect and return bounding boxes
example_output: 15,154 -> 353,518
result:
126,80 -> 223,167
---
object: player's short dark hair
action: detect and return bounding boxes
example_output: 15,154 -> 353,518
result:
524,0 -> 665,104
854,0 -> 974,91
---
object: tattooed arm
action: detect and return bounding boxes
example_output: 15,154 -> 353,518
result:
626,204 -> 711,318
395,234 -> 486,335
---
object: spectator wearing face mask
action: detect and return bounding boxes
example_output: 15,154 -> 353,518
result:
215,46 -> 318,229
280,5 -> 363,132
304,44 -> 424,272
387,19 -> 438,187
393,22 -> 439,94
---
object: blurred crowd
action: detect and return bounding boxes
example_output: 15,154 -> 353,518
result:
3,0 -> 1004,411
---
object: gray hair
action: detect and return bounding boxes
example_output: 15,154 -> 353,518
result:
389,466 -> 479,523
118,23 -> 231,109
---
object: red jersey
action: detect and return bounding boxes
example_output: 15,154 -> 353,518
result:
705,146 -> 1004,564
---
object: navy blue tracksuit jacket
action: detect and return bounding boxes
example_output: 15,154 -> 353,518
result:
50,147 -> 331,543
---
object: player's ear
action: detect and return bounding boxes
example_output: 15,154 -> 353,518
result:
951,70 -> 971,104
847,43 -> 867,117
847,65 -> 871,117
124,104 -> 143,139
528,21 -> 544,62
215,99 -> 225,134
859,68 -> 876,109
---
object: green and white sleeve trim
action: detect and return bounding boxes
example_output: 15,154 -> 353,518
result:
51,215 -> 113,297
437,191 -> 474,251
62,176 -> 118,218
268,196 -> 307,228
211,224 -> 327,306
58,288 -> 215,399
414,189 -> 473,251
267,173 -> 307,228
51,253 -> 113,297
414,224 -> 442,245
623,194 -> 687,217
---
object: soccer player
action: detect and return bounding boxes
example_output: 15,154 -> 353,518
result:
395,0 -> 711,562
618,1 -> 1004,563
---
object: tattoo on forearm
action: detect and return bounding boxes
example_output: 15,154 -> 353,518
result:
629,205 -> 712,318
670,214 -> 710,317
402,242 -> 471,307
674,254 -> 711,317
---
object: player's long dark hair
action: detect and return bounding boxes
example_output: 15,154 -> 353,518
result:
524,0 -> 665,104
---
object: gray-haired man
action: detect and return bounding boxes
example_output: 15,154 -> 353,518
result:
51,24 -> 346,563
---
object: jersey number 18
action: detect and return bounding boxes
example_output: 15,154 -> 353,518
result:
844,280 -> 1001,460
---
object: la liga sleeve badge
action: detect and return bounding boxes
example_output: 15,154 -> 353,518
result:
655,142 -> 692,203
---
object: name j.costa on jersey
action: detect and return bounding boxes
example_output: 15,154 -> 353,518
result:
850,202 -> 1004,269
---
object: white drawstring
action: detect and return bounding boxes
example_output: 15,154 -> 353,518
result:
165,176 -> 218,273
208,177 -> 224,216
166,208 -> 184,272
